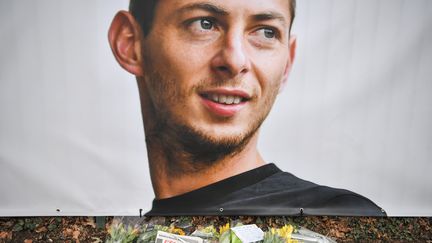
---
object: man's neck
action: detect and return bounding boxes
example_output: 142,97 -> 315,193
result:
146,133 -> 265,200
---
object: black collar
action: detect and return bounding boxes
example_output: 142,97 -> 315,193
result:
149,163 -> 281,212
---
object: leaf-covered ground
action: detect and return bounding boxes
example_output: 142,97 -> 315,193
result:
0,216 -> 431,242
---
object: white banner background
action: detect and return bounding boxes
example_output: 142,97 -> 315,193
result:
0,0 -> 431,216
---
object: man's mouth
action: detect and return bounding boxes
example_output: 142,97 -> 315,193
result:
199,89 -> 251,117
203,93 -> 246,105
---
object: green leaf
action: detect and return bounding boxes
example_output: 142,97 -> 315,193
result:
47,224 -> 57,231
230,232 -> 242,243
219,230 -> 231,243
12,224 -> 23,232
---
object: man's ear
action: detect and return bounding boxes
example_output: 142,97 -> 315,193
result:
108,10 -> 144,76
279,35 -> 297,93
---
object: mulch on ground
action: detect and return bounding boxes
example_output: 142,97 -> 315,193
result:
0,216 -> 431,242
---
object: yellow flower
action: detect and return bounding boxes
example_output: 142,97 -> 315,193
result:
219,223 -> 230,235
169,227 -> 185,236
269,224 -> 296,243
279,224 -> 294,238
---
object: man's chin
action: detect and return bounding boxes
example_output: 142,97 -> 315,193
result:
200,130 -> 248,145
172,123 -> 257,167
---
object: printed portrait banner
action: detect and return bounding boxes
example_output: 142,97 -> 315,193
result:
0,0 -> 431,216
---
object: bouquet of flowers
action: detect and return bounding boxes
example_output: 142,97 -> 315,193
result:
106,218 -> 336,243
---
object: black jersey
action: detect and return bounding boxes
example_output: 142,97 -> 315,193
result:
146,163 -> 386,216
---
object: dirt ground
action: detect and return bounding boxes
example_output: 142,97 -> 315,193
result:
0,216 -> 431,242
0,217 -> 109,243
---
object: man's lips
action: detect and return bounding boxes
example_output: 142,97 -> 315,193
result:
199,89 -> 251,117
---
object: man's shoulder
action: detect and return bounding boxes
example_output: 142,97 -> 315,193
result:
221,170 -> 386,216
146,164 -> 386,216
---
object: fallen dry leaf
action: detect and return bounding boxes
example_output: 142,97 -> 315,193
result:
24,239 -> 33,243
35,226 -> 47,233
84,217 -> 96,228
63,228 -> 73,238
3,221 -> 14,228
0,231 -> 12,239
73,230 -> 80,239
329,228 -> 345,238
91,236 -> 103,243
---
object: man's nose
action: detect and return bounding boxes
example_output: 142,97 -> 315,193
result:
211,31 -> 251,78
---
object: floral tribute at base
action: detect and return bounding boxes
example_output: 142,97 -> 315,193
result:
106,217 -> 336,243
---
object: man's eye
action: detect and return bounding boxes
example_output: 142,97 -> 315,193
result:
258,28 -> 276,39
249,27 -> 281,48
184,17 -> 220,40
188,18 -> 215,31
200,19 -> 213,30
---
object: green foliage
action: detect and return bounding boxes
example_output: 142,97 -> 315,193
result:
262,231 -> 285,243
106,223 -> 139,243
12,221 -> 24,232
218,228 -> 242,243
218,230 -> 230,243
47,224 -> 57,231
137,225 -> 170,243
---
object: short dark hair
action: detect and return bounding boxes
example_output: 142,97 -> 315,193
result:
129,0 -> 296,36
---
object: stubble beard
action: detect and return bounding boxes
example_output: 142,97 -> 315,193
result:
142,69 -> 279,175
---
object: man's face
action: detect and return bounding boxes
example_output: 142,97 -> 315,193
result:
140,0 -> 294,158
